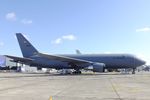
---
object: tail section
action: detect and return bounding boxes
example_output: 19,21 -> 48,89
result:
16,33 -> 39,58
76,49 -> 81,54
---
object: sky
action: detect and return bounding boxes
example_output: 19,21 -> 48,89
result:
0,0 -> 150,64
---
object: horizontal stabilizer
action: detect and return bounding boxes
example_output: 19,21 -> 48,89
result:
5,55 -> 33,63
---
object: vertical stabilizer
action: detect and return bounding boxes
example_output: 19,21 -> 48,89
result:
76,49 -> 81,54
16,33 -> 38,58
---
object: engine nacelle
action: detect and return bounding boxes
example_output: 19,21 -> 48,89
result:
92,63 -> 105,72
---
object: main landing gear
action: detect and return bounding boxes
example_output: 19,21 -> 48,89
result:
68,62 -> 82,74
73,70 -> 82,74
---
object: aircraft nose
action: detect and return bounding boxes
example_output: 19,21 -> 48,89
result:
140,59 -> 146,65
135,57 -> 146,66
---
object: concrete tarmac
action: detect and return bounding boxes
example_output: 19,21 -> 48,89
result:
0,72 -> 149,100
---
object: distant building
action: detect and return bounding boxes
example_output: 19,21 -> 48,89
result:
0,55 -> 6,67
0,55 -> 16,67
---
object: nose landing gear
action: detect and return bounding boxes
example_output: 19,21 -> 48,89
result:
132,68 -> 136,74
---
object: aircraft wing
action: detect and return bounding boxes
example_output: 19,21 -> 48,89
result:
5,55 -> 33,63
38,53 -> 93,65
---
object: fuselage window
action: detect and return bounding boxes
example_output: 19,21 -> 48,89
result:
113,56 -> 125,59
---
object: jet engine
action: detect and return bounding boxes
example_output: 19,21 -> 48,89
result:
92,63 -> 105,72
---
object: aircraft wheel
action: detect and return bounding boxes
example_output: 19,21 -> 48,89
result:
78,71 -> 81,74
73,70 -> 81,74
132,68 -> 135,74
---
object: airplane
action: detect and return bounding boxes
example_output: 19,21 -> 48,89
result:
6,33 -> 146,74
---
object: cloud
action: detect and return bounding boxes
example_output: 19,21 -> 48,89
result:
52,38 -> 62,44
5,12 -> 33,25
136,27 -> 150,32
0,42 -> 4,47
52,34 -> 77,44
5,12 -> 17,21
62,34 -> 76,40
21,19 -> 33,24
